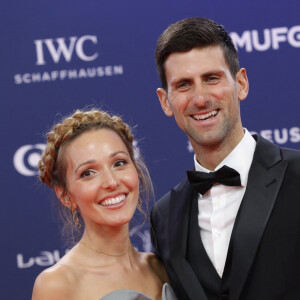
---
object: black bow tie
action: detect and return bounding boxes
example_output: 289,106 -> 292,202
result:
187,165 -> 241,195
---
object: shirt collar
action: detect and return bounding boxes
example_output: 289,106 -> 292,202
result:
194,129 -> 256,187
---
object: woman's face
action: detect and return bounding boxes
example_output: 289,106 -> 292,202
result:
61,128 -> 139,229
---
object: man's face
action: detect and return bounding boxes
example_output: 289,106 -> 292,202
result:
157,46 -> 249,153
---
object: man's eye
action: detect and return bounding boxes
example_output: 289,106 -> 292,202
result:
206,76 -> 219,82
177,82 -> 190,89
114,160 -> 127,167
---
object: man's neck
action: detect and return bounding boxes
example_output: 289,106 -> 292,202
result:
192,130 -> 245,171
195,147 -> 230,171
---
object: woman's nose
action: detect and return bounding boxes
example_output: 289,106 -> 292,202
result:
101,169 -> 119,189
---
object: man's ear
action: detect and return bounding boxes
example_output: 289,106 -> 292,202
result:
55,187 -> 72,209
157,88 -> 174,117
236,68 -> 249,101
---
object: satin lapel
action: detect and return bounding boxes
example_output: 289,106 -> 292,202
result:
229,136 -> 288,300
168,178 -> 208,300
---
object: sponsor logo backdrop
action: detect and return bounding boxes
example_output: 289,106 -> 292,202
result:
1,0 -> 299,298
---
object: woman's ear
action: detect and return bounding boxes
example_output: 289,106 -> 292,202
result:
55,187 -> 72,209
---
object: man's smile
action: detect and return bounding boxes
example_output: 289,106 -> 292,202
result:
191,109 -> 219,121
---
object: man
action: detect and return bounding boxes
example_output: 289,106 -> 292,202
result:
150,17 -> 300,300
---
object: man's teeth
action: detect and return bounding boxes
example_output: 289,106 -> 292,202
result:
100,194 -> 126,206
193,110 -> 218,120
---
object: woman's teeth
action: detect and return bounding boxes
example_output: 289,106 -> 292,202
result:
99,194 -> 126,206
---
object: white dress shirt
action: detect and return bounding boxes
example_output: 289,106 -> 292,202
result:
194,129 -> 256,277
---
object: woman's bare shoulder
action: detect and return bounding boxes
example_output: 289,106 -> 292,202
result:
32,263 -> 76,300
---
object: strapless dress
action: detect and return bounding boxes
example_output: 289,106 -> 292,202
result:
100,283 -> 178,300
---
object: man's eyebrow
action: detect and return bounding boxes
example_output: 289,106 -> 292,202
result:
201,70 -> 226,77
171,77 -> 192,86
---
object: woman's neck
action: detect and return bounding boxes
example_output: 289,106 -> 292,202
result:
79,225 -> 133,260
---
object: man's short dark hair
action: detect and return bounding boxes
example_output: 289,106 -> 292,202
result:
155,17 -> 240,90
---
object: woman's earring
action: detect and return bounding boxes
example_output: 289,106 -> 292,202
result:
72,209 -> 81,229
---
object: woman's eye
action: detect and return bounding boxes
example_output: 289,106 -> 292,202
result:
114,160 -> 127,167
80,169 -> 93,178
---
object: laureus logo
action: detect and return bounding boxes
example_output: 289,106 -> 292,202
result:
13,144 -> 46,176
17,249 -> 69,269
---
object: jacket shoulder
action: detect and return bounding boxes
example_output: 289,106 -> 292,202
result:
280,146 -> 300,160
153,177 -> 189,210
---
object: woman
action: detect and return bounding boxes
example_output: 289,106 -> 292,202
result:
32,109 -> 177,300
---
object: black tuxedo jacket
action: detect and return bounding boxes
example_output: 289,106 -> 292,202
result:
150,135 -> 300,300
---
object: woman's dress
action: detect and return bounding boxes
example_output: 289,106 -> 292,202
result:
100,283 -> 178,300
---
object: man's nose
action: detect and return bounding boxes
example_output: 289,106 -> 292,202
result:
191,84 -> 209,106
